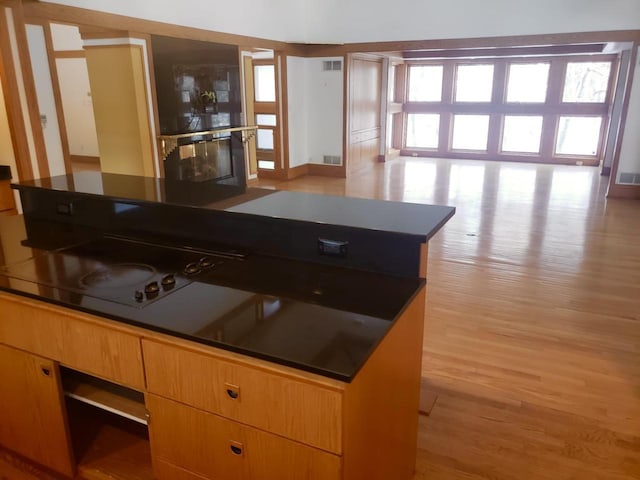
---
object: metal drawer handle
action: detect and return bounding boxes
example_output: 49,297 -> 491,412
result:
225,383 -> 240,400
230,441 -> 244,456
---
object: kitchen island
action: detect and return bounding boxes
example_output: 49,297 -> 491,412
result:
0,172 -> 454,480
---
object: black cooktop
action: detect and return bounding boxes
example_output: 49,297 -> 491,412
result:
0,233 -> 422,382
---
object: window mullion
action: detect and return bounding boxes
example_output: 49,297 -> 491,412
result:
487,60 -> 507,156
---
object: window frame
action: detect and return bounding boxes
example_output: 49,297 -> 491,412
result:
401,54 -> 618,166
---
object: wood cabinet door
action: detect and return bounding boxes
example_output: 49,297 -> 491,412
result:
0,344 -> 75,477
147,394 -> 341,480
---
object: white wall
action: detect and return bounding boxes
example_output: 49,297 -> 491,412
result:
286,57 -> 308,167
617,48 -> 640,180
286,57 -> 343,167
55,58 -> 100,157
42,0 -> 308,43
26,24 -> 66,177
306,57 -> 343,165
304,0 -> 640,44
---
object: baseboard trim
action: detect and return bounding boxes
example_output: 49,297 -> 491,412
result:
70,155 -> 100,164
287,164 -> 309,179
307,163 -> 346,178
607,182 -> 640,199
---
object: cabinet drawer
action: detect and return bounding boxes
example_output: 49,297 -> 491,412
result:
0,295 -> 144,390
148,394 -> 341,480
143,339 -> 343,453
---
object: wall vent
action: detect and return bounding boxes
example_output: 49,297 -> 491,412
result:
619,172 -> 640,185
323,155 -> 341,165
322,60 -> 342,72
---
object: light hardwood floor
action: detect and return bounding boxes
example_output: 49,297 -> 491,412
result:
2,157 -> 639,479
256,157 -> 640,480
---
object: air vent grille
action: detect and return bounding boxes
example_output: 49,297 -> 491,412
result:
323,155 -> 341,165
322,60 -> 342,72
619,172 -> 640,185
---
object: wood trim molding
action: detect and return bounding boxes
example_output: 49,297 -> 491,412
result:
41,21 -> 72,174
69,155 -> 99,164
286,164 -> 308,179
299,30 -> 640,57
307,163 -> 346,178
608,42 -> 638,196
12,2 -> 50,178
606,183 -> 640,199
52,50 -> 85,59
21,1 -> 291,51
0,4 -> 33,180
276,51 -> 290,171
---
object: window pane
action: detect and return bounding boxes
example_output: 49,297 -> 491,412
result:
256,114 -> 276,126
455,65 -> 494,102
501,116 -> 543,153
506,63 -> 550,103
452,115 -> 490,150
408,65 -> 443,102
406,114 -> 439,148
555,116 -> 602,155
254,65 -> 276,102
388,65 -> 397,103
562,62 -> 611,103
257,129 -> 274,150
258,160 -> 275,170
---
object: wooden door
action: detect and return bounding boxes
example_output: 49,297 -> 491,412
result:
347,56 -> 383,174
0,343 -> 75,477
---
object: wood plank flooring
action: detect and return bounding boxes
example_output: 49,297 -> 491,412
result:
2,157 -> 638,479
256,157 -> 640,480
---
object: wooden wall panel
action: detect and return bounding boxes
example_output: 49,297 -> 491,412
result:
347,56 -> 382,174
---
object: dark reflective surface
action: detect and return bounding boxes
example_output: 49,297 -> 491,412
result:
0,219 -> 422,381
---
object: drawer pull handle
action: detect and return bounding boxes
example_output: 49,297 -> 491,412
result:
226,388 -> 239,399
41,367 -> 51,377
230,445 -> 242,455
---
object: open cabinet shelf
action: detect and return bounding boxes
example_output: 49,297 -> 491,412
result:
61,368 -> 147,424
60,368 -> 153,480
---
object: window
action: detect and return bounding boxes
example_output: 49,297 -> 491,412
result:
501,116 -> 544,153
402,55 -> 614,166
256,114 -> 277,126
254,65 -> 276,102
408,65 -> 443,102
455,64 -> 494,102
452,115 -> 490,151
389,65 -> 397,103
562,62 -> 611,103
555,116 -> 602,156
256,129 -> 274,150
506,63 -> 550,103
406,114 -> 439,149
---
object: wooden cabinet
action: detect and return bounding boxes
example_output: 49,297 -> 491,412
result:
143,339 -> 343,453
0,294 -> 145,389
0,343 -> 75,477
147,394 -> 341,480
0,283 -> 427,480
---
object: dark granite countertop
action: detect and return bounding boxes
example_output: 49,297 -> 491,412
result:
13,171 -> 455,242
0,215 -> 424,382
